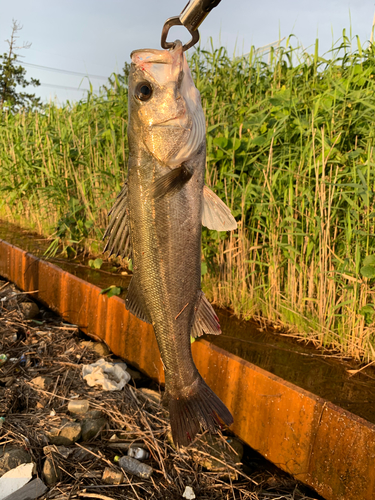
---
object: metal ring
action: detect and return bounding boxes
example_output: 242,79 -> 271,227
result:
161,16 -> 200,52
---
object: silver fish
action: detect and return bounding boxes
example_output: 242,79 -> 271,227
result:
104,41 -> 237,446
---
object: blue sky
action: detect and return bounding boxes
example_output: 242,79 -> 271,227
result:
1,0 -> 374,104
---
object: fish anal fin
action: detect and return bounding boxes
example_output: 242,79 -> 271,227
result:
202,185 -> 237,231
125,277 -> 151,324
150,165 -> 192,200
191,291 -> 221,338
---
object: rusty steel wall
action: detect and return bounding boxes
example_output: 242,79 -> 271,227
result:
0,238 -> 374,500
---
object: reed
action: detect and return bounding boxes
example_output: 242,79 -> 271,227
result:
1,33 -> 375,360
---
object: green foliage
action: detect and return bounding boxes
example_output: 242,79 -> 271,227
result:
0,21 -> 41,111
2,33 -> 375,360
89,258 -> 103,269
100,285 -> 122,298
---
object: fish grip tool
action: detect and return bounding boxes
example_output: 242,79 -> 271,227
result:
161,0 -> 222,51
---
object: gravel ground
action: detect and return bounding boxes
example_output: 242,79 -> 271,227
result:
0,277 -> 322,500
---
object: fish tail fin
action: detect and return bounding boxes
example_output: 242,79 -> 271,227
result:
167,376 -> 233,447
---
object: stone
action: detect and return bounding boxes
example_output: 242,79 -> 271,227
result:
46,422 -> 81,446
126,367 -> 142,381
19,302 -> 40,320
81,417 -> 107,441
43,445 -> 71,459
0,448 -> 32,476
0,478 -> 48,500
42,456 -> 62,486
182,486 -> 196,499
72,446 -> 94,462
225,437 -> 244,462
0,463 -> 35,500
31,376 -> 53,390
85,409 -> 102,419
191,435 -> 244,479
81,341 -> 110,357
139,388 -> 161,405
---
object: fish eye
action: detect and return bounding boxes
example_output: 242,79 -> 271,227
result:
135,82 -> 153,101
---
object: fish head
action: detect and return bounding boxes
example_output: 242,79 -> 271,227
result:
128,41 -> 205,166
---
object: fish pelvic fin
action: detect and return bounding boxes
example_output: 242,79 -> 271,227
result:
191,291 -> 221,338
125,277 -> 151,324
150,165 -> 192,200
167,376 -> 233,447
103,182 -> 132,260
202,185 -> 237,231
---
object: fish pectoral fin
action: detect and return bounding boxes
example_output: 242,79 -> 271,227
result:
202,185 -> 237,231
125,277 -> 151,324
103,182 -> 132,260
191,291 -> 221,338
150,165 -> 192,200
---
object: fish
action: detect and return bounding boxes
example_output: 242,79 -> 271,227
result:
104,40 -> 237,447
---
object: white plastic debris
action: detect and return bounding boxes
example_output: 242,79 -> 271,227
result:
82,358 -> 130,391
0,462 -> 35,500
182,485 -> 196,499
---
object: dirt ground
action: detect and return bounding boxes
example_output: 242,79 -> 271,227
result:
0,277 -> 322,500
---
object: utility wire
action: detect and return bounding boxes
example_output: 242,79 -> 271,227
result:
15,60 -> 109,80
39,82 -> 100,92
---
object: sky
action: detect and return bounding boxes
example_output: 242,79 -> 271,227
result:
1,0 -> 374,105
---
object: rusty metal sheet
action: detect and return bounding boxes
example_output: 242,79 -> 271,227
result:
1,237 -> 375,500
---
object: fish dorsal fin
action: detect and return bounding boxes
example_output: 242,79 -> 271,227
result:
191,291 -> 221,338
202,185 -> 237,231
103,182 -> 132,259
150,165 -> 192,200
125,277 -> 151,324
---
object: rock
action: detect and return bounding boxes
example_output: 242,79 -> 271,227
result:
0,448 -> 32,476
81,341 -> 110,357
46,422 -> 81,446
72,446 -> 94,462
191,435 -> 244,479
43,445 -> 71,459
42,456 -> 62,486
126,367 -> 142,381
0,463 -> 35,500
19,302 -> 40,320
31,376 -> 53,390
225,437 -> 244,462
182,486 -> 196,499
85,409 -> 102,419
81,417 -> 107,441
139,388 -> 161,405
1,478 -> 48,500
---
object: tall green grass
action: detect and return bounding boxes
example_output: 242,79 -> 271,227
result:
1,33 -> 375,360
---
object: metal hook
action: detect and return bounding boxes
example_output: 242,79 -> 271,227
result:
161,16 -> 200,52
